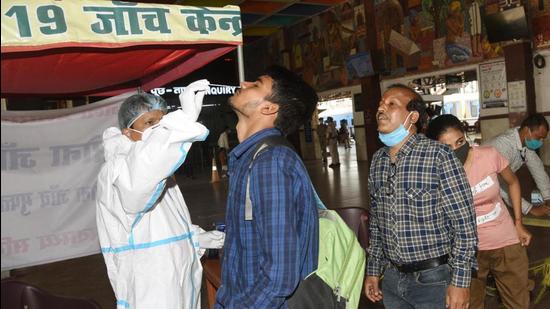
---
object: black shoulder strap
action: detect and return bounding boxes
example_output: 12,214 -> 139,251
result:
245,135 -> 294,220
251,135 -> 295,155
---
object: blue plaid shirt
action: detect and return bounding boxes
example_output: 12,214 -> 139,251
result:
367,134 -> 477,288
215,128 -> 319,308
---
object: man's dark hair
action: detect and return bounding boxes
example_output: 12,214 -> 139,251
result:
386,84 -> 428,131
425,114 -> 465,141
262,65 -> 319,135
520,113 -> 549,131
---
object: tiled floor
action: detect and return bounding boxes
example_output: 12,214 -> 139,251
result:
5,146 -> 549,308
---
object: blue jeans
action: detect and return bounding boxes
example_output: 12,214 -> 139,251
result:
381,264 -> 451,309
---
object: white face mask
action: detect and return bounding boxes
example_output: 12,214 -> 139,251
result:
126,123 -> 160,140
124,127 -> 144,141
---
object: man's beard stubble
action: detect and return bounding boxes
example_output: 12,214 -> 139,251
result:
228,96 -> 245,117
228,97 -> 261,118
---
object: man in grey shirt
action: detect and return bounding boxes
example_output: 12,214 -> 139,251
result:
485,113 -> 550,216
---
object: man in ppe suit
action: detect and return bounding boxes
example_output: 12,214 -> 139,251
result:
96,79 -> 224,309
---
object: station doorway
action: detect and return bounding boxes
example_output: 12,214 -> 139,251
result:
316,86 -> 366,165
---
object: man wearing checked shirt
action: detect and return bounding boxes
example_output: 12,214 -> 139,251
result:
364,84 -> 477,309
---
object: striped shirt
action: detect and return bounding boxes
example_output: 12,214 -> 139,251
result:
215,128 -> 319,308
484,127 -> 550,214
367,134 -> 477,288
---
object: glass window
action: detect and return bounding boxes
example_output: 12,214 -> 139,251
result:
470,100 -> 480,118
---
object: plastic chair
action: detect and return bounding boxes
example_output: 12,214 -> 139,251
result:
333,207 -> 369,249
1,279 -> 101,309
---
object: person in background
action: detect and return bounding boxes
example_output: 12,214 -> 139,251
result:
339,120 -> 352,149
317,117 -> 328,164
96,82 -> 224,309
365,84 -> 477,309
484,113 -> 550,217
217,126 -> 231,177
215,65 -> 319,308
327,116 -> 341,168
427,114 -> 532,309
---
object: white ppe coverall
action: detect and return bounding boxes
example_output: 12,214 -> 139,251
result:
96,82 -> 220,309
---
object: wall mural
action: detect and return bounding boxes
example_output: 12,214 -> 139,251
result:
377,0 -> 495,75
252,0 -> 550,93
259,0 -> 369,91
375,0 -> 550,75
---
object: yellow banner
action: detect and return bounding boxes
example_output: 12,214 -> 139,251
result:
1,0 -> 242,52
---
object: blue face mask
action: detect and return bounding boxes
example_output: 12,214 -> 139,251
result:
526,139 -> 543,150
378,112 -> 413,147
525,129 -> 544,150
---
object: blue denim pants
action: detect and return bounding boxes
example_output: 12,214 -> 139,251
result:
381,264 -> 451,309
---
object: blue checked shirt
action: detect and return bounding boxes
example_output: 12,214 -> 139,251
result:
215,128 -> 319,308
367,134 -> 477,288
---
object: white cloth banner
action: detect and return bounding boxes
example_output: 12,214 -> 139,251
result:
1,92 -> 133,271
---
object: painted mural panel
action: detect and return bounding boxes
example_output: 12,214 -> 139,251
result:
374,0 -> 495,74
257,0 -> 369,92
250,0 -> 550,92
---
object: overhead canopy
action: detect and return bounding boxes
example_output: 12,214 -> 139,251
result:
1,0 -> 242,96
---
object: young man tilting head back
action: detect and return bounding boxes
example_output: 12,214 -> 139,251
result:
215,66 -> 319,308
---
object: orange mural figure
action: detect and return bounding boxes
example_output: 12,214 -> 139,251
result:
302,42 -> 316,86
409,9 -> 421,43
328,21 -> 345,67
445,1 -> 472,64
310,26 -> 323,70
481,37 -> 502,59
293,43 -> 303,69
380,0 -> 404,70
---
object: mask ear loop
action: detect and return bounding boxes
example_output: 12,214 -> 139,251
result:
405,97 -> 424,131
404,112 -> 414,131
126,112 -> 146,129
127,128 -> 143,135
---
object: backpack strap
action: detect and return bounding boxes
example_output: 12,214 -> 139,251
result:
245,135 -> 293,221
244,143 -> 269,220
244,135 -> 325,221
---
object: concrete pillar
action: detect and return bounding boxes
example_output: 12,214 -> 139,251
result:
361,77 -> 383,166
359,0 -> 383,166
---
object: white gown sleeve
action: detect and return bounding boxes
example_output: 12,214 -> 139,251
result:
114,110 -> 208,214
